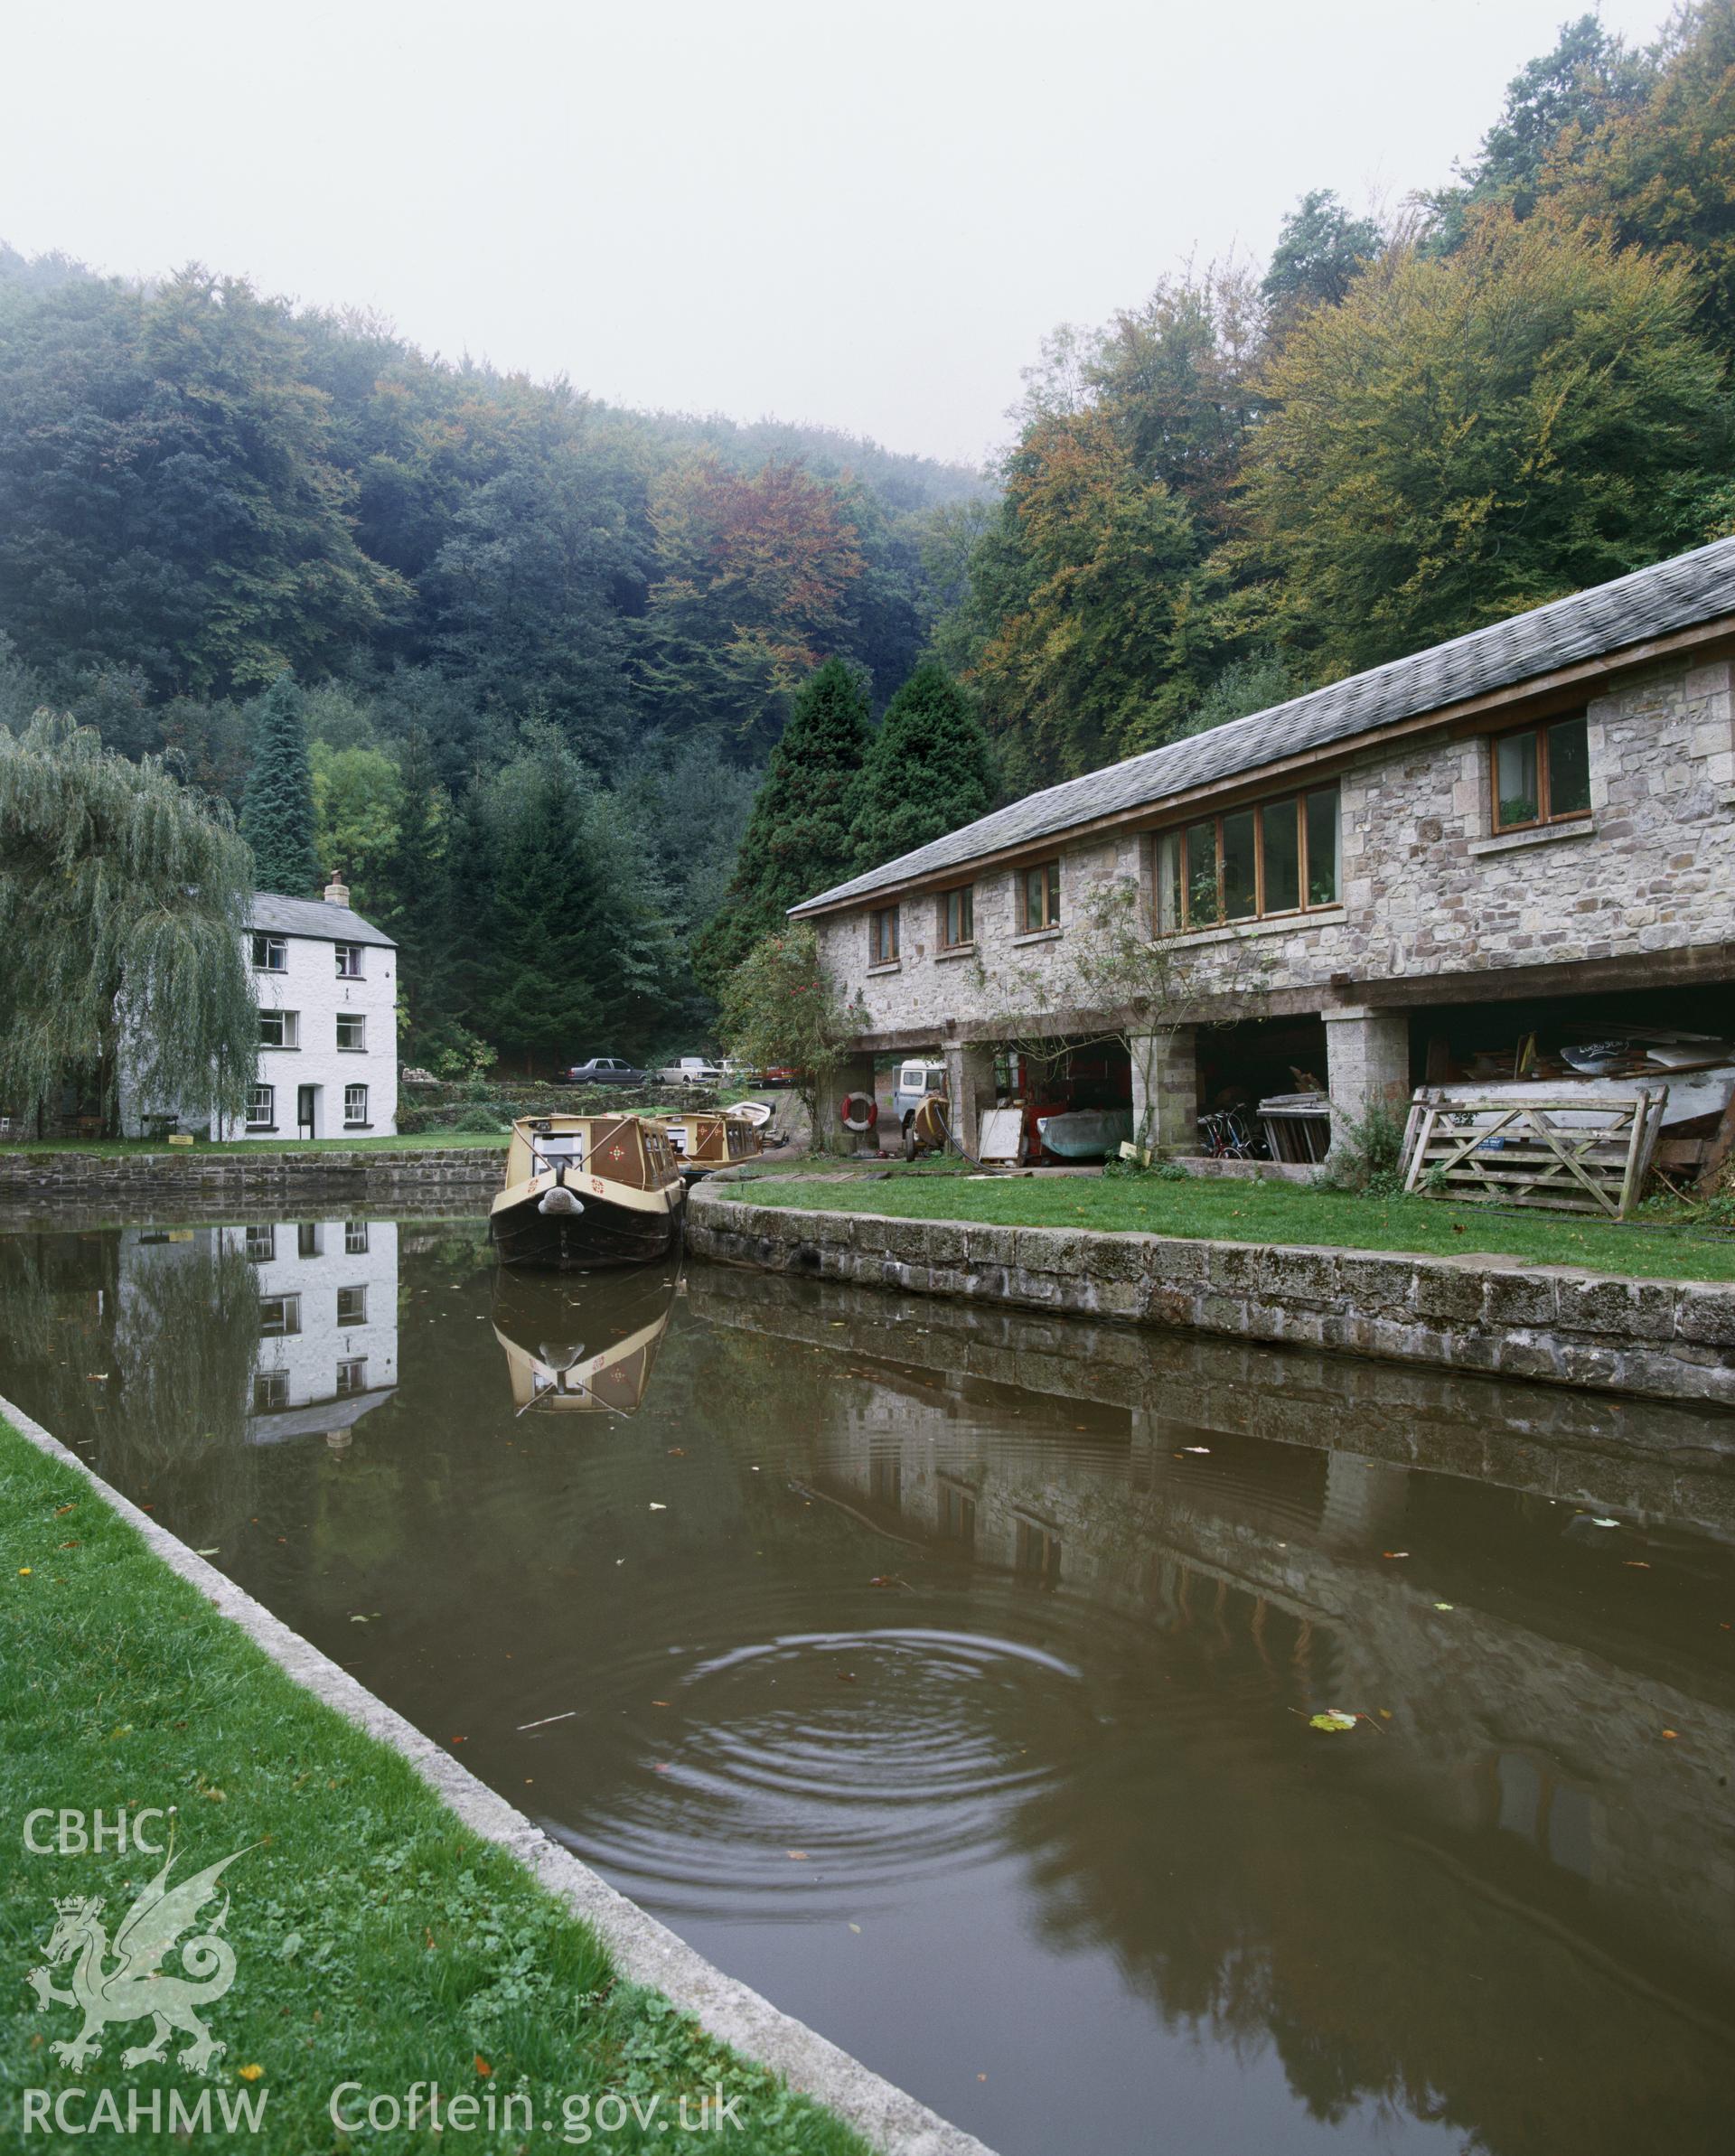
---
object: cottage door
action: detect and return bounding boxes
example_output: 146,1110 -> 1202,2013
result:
296,1084 -> 318,1140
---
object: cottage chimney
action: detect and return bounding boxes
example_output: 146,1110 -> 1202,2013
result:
323,869 -> 351,908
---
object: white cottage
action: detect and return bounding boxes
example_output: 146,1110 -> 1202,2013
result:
227,876 -> 399,1141
121,873 -> 399,1140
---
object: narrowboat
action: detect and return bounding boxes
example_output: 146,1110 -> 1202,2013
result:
491,1266 -> 677,1414
651,1106 -> 765,1182
489,1114 -> 685,1270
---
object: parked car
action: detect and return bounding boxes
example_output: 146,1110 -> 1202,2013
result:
660,1056 -> 725,1085
892,1059 -> 949,1122
759,1065 -> 802,1088
557,1057 -> 647,1087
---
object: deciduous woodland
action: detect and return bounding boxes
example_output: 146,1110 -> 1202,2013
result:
5,3 -> 1735,1072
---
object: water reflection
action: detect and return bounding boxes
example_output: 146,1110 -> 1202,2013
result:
2,1219 -> 1734,2156
491,1267 -> 678,1415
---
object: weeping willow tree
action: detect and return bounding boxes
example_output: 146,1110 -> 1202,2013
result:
0,713 -> 258,1131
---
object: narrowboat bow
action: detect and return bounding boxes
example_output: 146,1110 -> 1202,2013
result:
490,1114 -> 685,1270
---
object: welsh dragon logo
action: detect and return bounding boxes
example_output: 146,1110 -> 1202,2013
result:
27,1844 -> 250,2076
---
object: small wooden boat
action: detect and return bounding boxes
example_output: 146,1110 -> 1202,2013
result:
650,1108 -> 764,1182
491,1267 -> 677,1414
490,1115 -> 685,1270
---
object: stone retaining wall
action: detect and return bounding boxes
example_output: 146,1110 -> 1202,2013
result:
0,1146 -> 503,1205
689,1186 -> 1735,1408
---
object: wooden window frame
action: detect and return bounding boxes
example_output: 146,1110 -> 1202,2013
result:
939,883 -> 974,949
334,942 -> 364,979
1491,712 -> 1592,834
246,1083 -> 275,1130
343,1083 -> 370,1127
868,905 -> 900,966
336,1012 -> 367,1052
1157,782 -> 1340,935
258,1008 -> 298,1050
252,934 -> 286,973
1017,859 -> 1062,933
336,1284 -> 368,1327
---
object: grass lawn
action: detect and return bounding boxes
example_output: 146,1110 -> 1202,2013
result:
0,1417 -> 866,2155
2,1131 -> 507,1158
720,1164 -> 1735,1283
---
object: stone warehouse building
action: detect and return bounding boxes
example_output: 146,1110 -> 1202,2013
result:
119,875 -> 399,1141
793,537 -> 1735,1159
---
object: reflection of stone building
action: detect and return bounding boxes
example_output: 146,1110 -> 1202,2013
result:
692,1268 -> 1735,2022
221,1218 -> 399,1444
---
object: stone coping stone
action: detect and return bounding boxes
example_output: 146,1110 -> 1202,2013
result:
0,1391 -> 994,2156
687,1186 -> 1735,1409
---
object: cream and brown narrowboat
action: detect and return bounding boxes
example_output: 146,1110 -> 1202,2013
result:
490,1114 -> 684,1270
652,1107 -> 765,1182
491,1266 -> 676,1413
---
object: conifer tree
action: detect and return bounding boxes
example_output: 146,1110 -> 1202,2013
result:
239,672 -> 320,895
694,658 -> 873,986
849,662 -> 997,869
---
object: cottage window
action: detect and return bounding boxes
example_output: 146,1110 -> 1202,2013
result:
297,1222 -> 323,1259
334,942 -> 364,979
258,1008 -> 298,1050
246,1083 -> 275,1130
1158,783 -> 1340,933
336,1012 -> 367,1053
252,934 -> 286,973
244,1223 -> 276,1262
1018,860 -> 1062,933
253,1369 -> 290,1410
335,1356 -> 368,1397
1015,1515 -> 1062,1586
337,1285 -> 367,1326
939,885 -> 974,948
869,906 -> 900,965
258,1293 -> 301,1337
343,1083 -> 369,1126
344,1220 -> 370,1255
1493,714 -> 1591,832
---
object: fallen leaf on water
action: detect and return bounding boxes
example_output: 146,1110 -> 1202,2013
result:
1383,1551 -> 1410,1560
648,1502 -> 667,1513
849,1923 -> 861,1934
1662,1729 -> 1680,1739
787,1850 -> 809,1861
84,1373 -> 108,1382
449,1736 -> 466,1746
666,1447 -> 686,1457
1308,1711 -> 1358,1733
1433,1602 -> 1455,1611
194,1547 -> 219,1556
835,1672 -> 858,1683
1624,1561 -> 1652,1570
1590,1517 -> 1621,1528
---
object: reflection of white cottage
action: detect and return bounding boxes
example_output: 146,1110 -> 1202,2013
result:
230,1217 -> 400,1444
121,873 -> 399,1141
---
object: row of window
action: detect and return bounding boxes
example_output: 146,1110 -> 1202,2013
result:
247,1083 -> 370,1130
253,935 -> 369,978
254,1358 -> 370,1410
862,713 -> 1593,959
245,1222 -> 371,1261
259,1010 -> 370,1052
258,1286 -> 369,1336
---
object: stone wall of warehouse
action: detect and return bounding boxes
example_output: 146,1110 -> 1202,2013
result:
815,654 -> 1735,1045
687,1187 -> 1735,1413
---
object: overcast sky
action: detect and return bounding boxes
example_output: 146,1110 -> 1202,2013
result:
4,0 -> 1679,468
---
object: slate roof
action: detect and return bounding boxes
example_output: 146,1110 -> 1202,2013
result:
249,892 -> 396,948
793,534 -> 1735,914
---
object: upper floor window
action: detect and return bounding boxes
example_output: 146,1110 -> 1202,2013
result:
1494,713 -> 1590,832
258,1008 -> 298,1050
869,906 -> 900,966
337,1285 -> 368,1327
259,1292 -> 301,1338
252,933 -> 286,973
334,942 -> 364,979
939,885 -> 974,949
1158,783 -> 1339,933
336,1012 -> 367,1052
1018,860 -> 1062,933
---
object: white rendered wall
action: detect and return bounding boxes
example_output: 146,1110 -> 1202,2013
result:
227,1218 -> 400,1432
218,927 -> 399,1141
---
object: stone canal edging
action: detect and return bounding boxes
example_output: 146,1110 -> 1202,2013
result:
0,1390 -> 993,2156
0,1145 -> 503,1204
688,1186 -> 1735,1409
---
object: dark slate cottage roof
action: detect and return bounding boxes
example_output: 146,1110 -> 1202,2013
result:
793,534 -> 1735,915
249,892 -> 396,948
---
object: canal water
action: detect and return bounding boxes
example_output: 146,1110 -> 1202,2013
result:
4,1213 -> 1735,2156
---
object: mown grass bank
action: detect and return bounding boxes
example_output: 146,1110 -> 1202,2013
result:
0,1415 -> 867,2156
720,1166 -> 1735,1284
1,1131 -> 508,1158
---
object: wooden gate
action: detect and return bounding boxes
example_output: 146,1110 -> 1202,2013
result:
1400,1086 -> 1669,1218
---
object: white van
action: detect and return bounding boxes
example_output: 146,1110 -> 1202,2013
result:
892,1060 -> 949,1123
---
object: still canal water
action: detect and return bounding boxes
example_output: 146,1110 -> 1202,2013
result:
4,1214 -> 1735,2156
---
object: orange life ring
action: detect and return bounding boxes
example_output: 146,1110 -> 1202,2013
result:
839,1092 -> 878,1132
